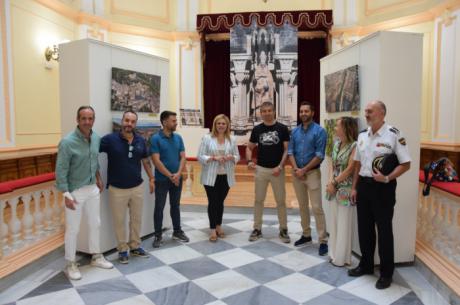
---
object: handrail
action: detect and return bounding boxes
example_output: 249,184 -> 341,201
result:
416,182 -> 460,295
0,179 -> 64,278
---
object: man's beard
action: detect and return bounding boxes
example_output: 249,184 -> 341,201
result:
301,116 -> 312,123
122,126 -> 134,133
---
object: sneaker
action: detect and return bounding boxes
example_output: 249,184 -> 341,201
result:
172,230 -> 190,242
248,229 -> 262,241
65,261 -> 82,280
152,234 -> 162,248
131,247 -> 149,258
91,254 -> 114,269
279,229 -> 290,243
118,251 -> 129,264
318,243 -> 328,256
294,235 -> 312,247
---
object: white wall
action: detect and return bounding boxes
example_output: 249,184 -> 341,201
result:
60,39 -> 171,253
320,31 -> 423,264
431,9 -> 460,143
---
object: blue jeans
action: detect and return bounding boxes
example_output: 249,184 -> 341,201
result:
154,178 -> 182,234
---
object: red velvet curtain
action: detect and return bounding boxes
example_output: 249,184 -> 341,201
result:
203,40 -> 230,128
297,38 -> 328,124
202,38 -> 327,128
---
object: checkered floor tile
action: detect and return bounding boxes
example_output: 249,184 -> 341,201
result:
12,211 -> 428,305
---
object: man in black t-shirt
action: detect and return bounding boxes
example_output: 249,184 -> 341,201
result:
246,102 -> 291,243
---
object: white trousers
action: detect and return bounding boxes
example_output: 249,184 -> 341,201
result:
328,200 -> 355,266
64,184 -> 101,262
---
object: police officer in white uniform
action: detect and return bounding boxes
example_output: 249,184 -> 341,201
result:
349,100 -> 411,290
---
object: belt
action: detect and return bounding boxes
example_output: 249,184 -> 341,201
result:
359,176 -> 375,183
298,164 -> 320,170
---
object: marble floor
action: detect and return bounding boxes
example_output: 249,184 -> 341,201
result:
0,207 -> 451,305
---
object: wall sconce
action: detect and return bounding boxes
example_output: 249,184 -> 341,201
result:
44,45 -> 59,61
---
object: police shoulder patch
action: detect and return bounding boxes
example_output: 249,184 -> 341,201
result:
398,137 -> 406,145
389,126 -> 400,135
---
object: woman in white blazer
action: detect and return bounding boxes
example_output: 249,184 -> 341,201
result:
197,114 -> 240,242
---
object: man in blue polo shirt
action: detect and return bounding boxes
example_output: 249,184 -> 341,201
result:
288,101 -> 328,256
150,110 -> 189,248
100,111 -> 155,264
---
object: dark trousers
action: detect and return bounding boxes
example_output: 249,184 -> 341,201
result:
204,175 -> 230,229
356,176 -> 397,278
154,178 -> 182,234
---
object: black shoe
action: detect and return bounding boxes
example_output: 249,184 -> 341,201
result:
248,229 -> 262,241
173,230 -> 190,242
318,243 -> 328,256
375,277 -> 392,289
348,266 -> 374,277
118,251 -> 129,264
294,235 -> 312,247
131,247 -> 149,258
279,229 -> 290,243
152,234 -> 162,248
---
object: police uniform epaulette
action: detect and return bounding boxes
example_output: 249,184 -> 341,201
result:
389,126 -> 400,135
359,128 -> 367,134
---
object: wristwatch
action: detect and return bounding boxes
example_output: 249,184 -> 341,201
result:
384,176 -> 390,183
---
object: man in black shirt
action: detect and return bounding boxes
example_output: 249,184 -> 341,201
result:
246,102 -> 290,243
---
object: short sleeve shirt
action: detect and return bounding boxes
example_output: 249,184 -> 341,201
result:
354,123 -> 411,177
150,131 -> 185,181
249,121 -> 290,168
99,132 -> 148,189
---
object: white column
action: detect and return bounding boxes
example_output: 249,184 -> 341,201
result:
8,197 -> 22,250
52,187 -> 63,230
21,194 -> 34,241
32,191 -> 44,238
0,199 -> 9,256
0,0 -> 14,148
183,163 -> 193,197
431,10 -> 460,142
43,189 -> 53,232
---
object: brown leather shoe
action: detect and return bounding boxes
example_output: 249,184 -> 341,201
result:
216,231 -> 225,238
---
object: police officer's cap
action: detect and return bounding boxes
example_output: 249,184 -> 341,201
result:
372,153 -> 399,176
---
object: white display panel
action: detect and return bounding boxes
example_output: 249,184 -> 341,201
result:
59,39 -> 171,253
320,31 -> 422,264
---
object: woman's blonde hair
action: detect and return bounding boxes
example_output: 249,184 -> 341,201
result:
211,114 -> 231,139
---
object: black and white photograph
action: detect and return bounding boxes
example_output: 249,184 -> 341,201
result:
230,18 -> 298,143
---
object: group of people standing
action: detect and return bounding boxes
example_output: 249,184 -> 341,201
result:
56,99 -> 410,291
56,108 -> 190,280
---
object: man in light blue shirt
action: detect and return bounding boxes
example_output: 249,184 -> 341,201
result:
150,110 -> 189,248
288,101 -> 328,256
55,106 -> 113,280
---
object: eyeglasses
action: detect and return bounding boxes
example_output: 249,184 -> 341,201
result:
128,145 -> 133,158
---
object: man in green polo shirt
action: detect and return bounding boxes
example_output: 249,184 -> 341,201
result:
55,106 -> 113,281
